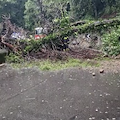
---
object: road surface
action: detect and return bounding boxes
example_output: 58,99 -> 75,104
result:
0,66 -> 120,120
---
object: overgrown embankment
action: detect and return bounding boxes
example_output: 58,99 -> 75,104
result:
22,19 -> 120,58
4,18 -> 120,65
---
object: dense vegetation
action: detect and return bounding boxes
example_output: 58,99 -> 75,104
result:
1,0 -> 120,64
0,0 -> 120,29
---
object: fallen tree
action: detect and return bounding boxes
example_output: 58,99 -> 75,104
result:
20,18 -> 120,61
22,19 -> 120,52
4,18 -> 120,63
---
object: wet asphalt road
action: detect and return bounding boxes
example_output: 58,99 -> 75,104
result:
0,67 -> 120,120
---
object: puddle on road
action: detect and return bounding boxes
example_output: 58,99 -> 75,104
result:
0,67 -> 120,120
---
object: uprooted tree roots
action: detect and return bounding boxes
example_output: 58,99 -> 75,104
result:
0,14 -> 26,53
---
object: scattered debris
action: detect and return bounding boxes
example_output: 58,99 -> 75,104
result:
100,69 -> 104,73
0,63 -> 6,67
0,14 -> 27,53
92,72 -> 96,76
0,15 -> 104,61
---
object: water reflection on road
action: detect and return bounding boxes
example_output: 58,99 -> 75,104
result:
0,67 -> 120,120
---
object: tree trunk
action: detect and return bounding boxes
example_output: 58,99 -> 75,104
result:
37,0 -> 45,26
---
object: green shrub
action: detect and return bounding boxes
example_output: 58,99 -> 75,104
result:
41,19 -> 120,49
102,27 -> 120,56
23,39 -> 42,53
6,53 -> 24,63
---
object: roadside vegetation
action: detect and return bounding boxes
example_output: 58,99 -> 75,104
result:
102,27 -> 120,56
10,58 -> 99,71
4,18 -> 120,70
1,0 -> 120,70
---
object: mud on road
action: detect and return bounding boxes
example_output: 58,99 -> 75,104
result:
0,66 -> 120,120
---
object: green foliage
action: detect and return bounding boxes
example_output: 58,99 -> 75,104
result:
17,18 -> 120,57
0,0 -> 27,26
6,53 -> 24,63
1,0 -> 120,59
73,19 -> 120,34
10,58 -> 99,71
60,17 -> 70,29
102,27 -> 120,56
71,0 -> 120,20
24,0 -> 40,30
39,19 -> 120,50
53,16 -> 71,33
23,40 -> 42,54
24,0 -> 70,30
1,0 -> 120,29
